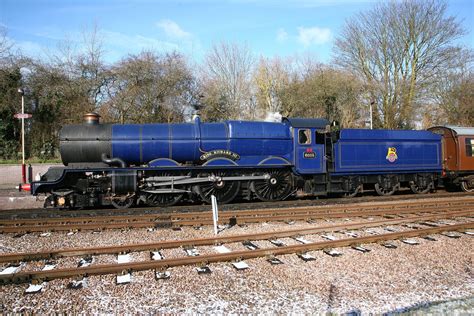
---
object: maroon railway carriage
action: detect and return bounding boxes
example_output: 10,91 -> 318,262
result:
428,126 -> 474,192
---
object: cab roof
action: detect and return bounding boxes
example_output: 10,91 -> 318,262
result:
282,117 -> 330,130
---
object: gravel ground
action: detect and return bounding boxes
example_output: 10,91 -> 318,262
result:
0,217 -> 473,314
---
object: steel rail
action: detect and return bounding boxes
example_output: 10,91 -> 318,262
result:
0,209 -> 472,264
1,198 -> 473,232
0,222 -> 471,285
169,205 -> 471,227
4,196 -> 473,225
0,192 -> 472,216
0,203 -> 471,234
2,191 -> 472,220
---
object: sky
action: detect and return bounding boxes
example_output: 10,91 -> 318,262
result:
1,0 -> 473,64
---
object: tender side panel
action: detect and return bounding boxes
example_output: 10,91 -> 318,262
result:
333,129 -> 442,174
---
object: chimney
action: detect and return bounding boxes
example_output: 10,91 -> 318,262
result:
84,112 -> 101,125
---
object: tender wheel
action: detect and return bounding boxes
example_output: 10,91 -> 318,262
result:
196,172 -> 241,204
111,196 -> 134,209
251,170 -> 292,202
343,185 -> 362,198
410,181 -> 432,194
374,182 -> 398,196
143,192 -> 183,207
461,179 -> 474,192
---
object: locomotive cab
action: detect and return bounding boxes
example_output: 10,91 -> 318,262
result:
283,118 -> 329,175
282,118 -> 331,196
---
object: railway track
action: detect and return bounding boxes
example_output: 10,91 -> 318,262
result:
2,190 -> 472,220
1,197 -> 473,233
0,211 -> 472,286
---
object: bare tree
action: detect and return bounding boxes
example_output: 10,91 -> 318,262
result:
279,62 -> 364,127
201,42 -> 254,119
198,78 -> 230,122
104,51 -> 195,124
253,56 -> 290,117
29,24 -> 109,126
334,0 -> 467,129
77,24 -> 108,109
16,25 -> 109,158
0,26 -> 22,159
423,69 -> 474,127
0,26 -> 14,63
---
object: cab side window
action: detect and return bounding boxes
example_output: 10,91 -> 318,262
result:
298,129 -> 311,145
315,131 -> 325,145
466,138 -> 474,157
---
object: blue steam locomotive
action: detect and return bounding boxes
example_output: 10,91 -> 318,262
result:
30,113 -> 442,208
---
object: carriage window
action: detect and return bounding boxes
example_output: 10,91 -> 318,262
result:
315,131 -> 325,145
298,129 -> 311,145
466,138 -> 474,157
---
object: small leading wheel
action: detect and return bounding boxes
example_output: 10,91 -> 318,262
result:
251,170 -> 292,202
111,195 -> 135,209
143,192 -> 183,207
374,182 -> 398,196
461,180 -> 474,192
196,172 -> 241,204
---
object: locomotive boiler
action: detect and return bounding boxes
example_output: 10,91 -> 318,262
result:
59,113 -> 294,167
